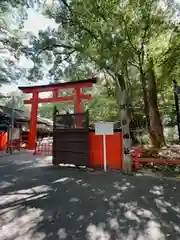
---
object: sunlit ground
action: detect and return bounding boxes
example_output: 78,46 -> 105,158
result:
0,153 -> 180,240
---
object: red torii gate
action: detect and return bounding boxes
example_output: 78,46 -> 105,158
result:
18,78 -> 97,150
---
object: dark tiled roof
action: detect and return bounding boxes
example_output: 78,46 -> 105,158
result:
0,106 -> 52,126
0,106 -> 29,121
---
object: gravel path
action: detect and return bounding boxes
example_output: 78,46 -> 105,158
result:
0,152 -> 180,240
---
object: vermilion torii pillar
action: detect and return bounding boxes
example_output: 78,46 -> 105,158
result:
19,78 -> 97,150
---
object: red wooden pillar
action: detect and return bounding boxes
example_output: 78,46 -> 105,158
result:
28,91 -> 38,150
74,87 -> 83,113
74,87 -> 83,127
53,88 -> 58,98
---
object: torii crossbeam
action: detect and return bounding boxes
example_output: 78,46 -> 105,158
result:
19,78 -> 97,150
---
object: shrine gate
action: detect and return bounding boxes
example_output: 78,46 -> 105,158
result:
18,78 -> 97,150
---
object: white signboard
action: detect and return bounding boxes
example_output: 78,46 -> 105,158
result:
95,122 -> 114,135
94,122 -> 114,172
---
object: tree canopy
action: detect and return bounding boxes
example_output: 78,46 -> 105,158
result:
24,0 -> 180,147
1,0 -> 180,155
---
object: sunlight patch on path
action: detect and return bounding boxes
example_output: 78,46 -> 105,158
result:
0,207 -> 44,240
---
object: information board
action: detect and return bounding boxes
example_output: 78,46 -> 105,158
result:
94,122 -> 114,172
95,122 -> 114,135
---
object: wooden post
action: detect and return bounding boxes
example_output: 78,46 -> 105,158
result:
118,89 -> 132,173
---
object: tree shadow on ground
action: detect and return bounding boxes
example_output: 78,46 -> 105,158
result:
0,153 -> 180,239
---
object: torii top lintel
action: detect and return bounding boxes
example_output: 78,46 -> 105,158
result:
18,78 -> 97,94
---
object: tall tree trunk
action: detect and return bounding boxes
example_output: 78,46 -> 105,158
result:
116,74 -> 132,173
139,57 -> 165,148
147,57 -> 165,148
139,61 -> 153,142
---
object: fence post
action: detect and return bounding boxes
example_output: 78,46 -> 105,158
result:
86,110 -> 89,130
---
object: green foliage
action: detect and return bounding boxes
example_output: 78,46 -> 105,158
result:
38,101 -> 74,119
1,91 -> 29,113
0,0 -> 48,85
87,91 -> 119,123
0,1 -> 29,85
161,27 -> 180,82
25,0 -> 178,86
38,103 -> 54,119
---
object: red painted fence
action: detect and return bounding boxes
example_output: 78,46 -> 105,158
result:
89,131 -> 123,169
